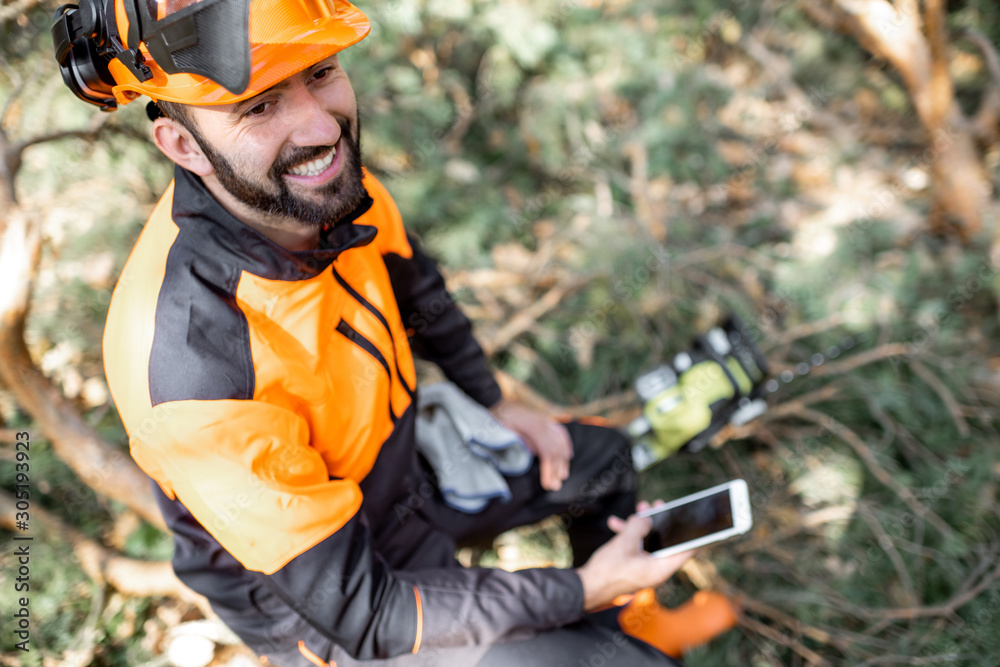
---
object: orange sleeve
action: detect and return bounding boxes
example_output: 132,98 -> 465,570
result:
129,399 -> 362,574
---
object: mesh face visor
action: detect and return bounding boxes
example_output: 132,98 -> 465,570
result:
137,0 -> 253,95
108,0 -> 369,105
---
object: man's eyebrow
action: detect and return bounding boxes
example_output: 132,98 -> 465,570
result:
232,78 -> 292,115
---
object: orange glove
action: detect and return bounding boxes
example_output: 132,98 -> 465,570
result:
617,588 -> 740,658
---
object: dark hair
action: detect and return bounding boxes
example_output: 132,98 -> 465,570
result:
156,100 -> 193,129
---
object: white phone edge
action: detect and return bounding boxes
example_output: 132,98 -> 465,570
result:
638,479 -> 753,558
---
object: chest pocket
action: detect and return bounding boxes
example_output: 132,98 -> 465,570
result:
335,318 -> 397,424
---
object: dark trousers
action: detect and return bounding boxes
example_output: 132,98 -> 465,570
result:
269,422 -> 681,667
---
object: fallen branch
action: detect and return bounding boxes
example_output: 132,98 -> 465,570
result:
0,209 -> 164,529
482,276 -> 589,356
739,613 -> 833,666
860,545 -> 1000,627
809,343 -> 912,379
710,383 -> 845,447
671,242 -> 777,273
789,406 -> 956,540
858,502 -> 919,608
495,371 -> 559,414
961,28 -> 1000,145
909,359 -> 970,437
765,313 -> 846,350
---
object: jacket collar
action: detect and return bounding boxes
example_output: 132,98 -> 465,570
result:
171,165 -> 377,281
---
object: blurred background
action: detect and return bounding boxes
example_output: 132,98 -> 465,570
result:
2,0 -> 1000,665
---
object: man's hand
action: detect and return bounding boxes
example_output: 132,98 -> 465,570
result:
490,398 -> 573,491
576,501 -> 694,611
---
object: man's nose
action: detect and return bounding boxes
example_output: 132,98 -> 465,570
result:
284,85 -> 343,147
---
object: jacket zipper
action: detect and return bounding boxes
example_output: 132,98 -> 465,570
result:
336,318 -> 397,424
331,265 -> 415,397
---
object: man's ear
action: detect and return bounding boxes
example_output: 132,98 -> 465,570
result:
151,117 -> 214,177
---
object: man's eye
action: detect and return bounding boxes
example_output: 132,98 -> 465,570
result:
245,101 -> 271,117
311,66 -> 333,81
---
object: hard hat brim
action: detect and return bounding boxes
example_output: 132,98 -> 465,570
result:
109,0 -> 369,107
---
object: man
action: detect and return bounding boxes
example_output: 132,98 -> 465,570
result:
75,0 -> 724,664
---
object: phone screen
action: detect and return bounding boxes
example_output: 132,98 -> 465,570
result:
643,489 -> 734,553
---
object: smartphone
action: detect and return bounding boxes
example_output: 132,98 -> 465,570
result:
638,479 -> 753,558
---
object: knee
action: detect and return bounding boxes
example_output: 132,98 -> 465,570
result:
565,423 -> 636,503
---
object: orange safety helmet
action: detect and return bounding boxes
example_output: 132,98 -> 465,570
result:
52,0 -> 369,110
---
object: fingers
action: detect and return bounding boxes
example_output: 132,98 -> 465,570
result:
620,513 -> 653,541
536,422 -> 573,491
651,549 -> 695,579
540,456 -> 561,492
608,511 -> 652,536
550,421 -> 574,460
637,499 -> 665,512
548,422 -> 572,487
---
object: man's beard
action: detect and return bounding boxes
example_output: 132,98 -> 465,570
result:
195,117 -> 367,228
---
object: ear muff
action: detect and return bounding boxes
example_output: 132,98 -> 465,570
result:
52,0 -> 119,110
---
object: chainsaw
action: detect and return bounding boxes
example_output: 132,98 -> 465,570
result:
626,314 -> 866,471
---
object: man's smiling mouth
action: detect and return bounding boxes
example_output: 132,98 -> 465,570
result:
287,146 -> 337,177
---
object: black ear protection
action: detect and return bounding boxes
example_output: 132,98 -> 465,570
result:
52,0 -> 253,112
51,0 -> 150,111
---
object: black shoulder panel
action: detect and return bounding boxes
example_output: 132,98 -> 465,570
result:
148,233 -> 255,405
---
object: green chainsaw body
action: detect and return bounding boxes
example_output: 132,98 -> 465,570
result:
628,315 -> 769,471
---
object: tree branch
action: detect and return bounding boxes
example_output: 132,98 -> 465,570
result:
860,543 -> 1000,625
963,28 -> 1000,145
0,211 -> 165,529
789,406 -> 956,539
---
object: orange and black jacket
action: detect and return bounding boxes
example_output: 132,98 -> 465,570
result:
103,165 -> 585,660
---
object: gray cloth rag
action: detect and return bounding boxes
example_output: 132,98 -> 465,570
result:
415,382 -> 534,513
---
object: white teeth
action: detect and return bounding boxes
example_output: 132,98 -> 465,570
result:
288,147 -> 336,177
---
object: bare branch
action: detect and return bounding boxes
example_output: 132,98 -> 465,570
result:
482,276 -> 590,356
14,125 -> 107,153
0,210 -> 165,529
909,359 -> 971,437
1,113 -> 109,209
859,546 -> 1000,624
739,614 -> 833,666
963,28 -> 1000,144
809,343 -> 912,379
857,502 -> 919,608
765,313 -> 846,350
789,406 -> 956,539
